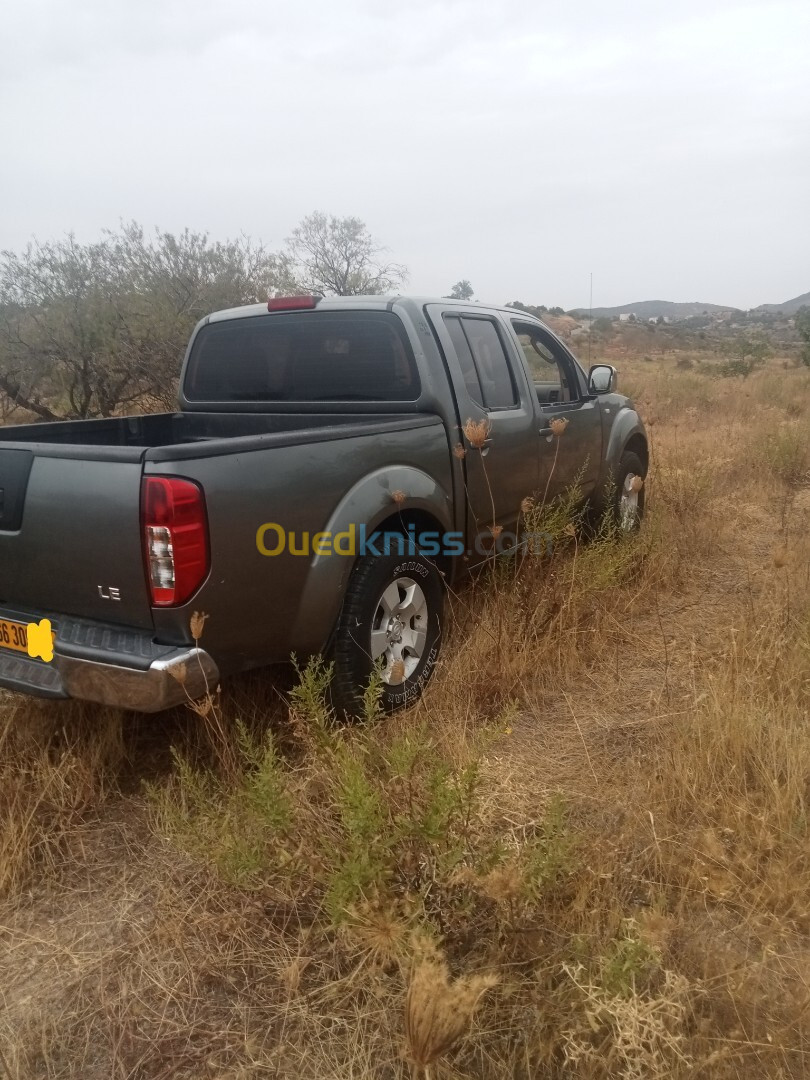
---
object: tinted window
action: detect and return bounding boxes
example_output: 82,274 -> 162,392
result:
461,318 -> 517,409
443,314 -> 483,407
186,311 -> 420,402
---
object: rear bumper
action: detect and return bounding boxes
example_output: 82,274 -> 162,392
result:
0,613 -> 219,712
57,648 -> 219,711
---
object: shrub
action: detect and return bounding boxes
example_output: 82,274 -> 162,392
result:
758,423 -> 810,487
151,661 -> 580,931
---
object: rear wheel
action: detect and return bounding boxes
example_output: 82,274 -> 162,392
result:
331,552 -> 444,717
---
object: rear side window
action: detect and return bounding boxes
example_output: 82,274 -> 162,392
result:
443,315 -> 484,407
443,315 -> 518,410
185,311 -> 420,402
462,318 -> 517,409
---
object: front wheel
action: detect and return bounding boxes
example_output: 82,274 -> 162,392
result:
331,552 -> 444,717
614,450 -> 646,532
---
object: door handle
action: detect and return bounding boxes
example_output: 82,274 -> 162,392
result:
539,427 -> 553,437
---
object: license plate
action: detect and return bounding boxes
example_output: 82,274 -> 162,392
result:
0,619 -> 33,654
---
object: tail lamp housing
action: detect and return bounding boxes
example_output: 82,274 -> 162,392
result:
141,476 -> 209,606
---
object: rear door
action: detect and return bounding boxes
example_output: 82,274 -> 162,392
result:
427,306 -> 539,560
505,318 -> 604,502
0,449 -> 154,629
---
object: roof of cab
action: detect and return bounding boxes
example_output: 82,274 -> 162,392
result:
205,295 -> 527,324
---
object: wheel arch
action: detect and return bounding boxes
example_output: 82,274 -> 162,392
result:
591,410 -> 649,513
623,432 -> 649,474
289,465 -> 453,655
369,507 -> 453,579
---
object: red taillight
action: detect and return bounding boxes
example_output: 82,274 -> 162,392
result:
141,477 -> 209,607
267,294 -> 321,311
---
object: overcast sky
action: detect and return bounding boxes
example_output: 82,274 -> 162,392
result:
1,0 -> 808,309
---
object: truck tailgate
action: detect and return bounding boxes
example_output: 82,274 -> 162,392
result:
0,450 -> 153,630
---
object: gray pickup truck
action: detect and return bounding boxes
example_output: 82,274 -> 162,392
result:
0,295 -> 647,715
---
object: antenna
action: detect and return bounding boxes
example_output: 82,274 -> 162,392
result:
588,271 -> 593,367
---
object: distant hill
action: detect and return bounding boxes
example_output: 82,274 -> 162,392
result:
570,300 -> 739,320
568,290 -> 809,321
753,291 -> 810,315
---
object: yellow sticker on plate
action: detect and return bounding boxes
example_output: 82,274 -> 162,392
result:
0,618 -> 54,662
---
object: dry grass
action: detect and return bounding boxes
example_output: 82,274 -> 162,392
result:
0,698 -> 124,895
3,357 -> 810,1077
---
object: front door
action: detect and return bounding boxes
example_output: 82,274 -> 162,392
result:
506,318 -> 604,504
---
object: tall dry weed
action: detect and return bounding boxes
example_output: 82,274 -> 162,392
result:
0,699 -> 123,895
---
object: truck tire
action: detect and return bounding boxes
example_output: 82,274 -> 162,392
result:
614,450 -> 646,532
331,552 -> 444,717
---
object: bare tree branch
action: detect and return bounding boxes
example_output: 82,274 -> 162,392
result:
284,213 -> 407,296
0,373 -> 59,421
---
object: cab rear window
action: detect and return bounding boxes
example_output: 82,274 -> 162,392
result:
185,311 -> 420,402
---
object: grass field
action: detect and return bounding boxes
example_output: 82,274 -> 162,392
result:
2,348 -> 810,1078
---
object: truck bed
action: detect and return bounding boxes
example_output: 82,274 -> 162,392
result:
0,409 -> 445,631
0,411 -> 437,462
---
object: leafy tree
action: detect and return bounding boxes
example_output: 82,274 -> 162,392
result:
0,224 -> 281,418
592,317 -> 613,335
731,335 -> 770,367
284,213 -> 406,297
796,306 -> 810,366
446,280 -> 474,301
548,306 -> 565,316
717,334 -> 771,378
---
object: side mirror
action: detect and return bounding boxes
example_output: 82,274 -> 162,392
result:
588,364 -> 617,394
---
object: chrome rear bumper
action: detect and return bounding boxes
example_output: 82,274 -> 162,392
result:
56,648 -> 219,711
0,644 -> 218,713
